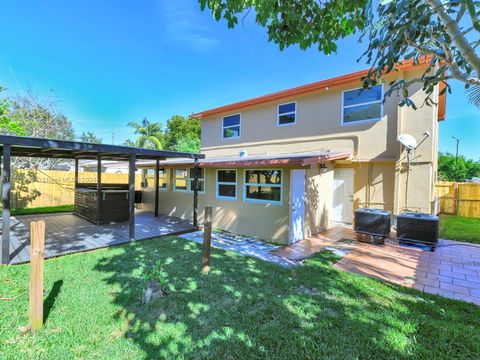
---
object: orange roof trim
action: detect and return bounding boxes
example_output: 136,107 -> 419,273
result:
191,58 -> 431,119
437,81 -> 447,121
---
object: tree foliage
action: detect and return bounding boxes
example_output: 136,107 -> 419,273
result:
438,152 -> 480,182
80,131 -> 103,144
126,115 -> 201,153
199,0 -> 480,107
0,87 -> 26,136
164,115 -> 201,153
127,117 -> 164,150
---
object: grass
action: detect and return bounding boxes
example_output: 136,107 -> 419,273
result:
8,205 -> 74,216
1,237 -> 479,359
440,214 -> 480,244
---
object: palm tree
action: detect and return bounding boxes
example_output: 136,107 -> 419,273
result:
127,117 -> 163,150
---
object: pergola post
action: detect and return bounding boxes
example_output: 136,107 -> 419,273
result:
128,154 -> 136,240
154,159 -> 159,217
74,158 -> 79,190
96,156 -> 102,225
1,144 -> 11,264
193,158 -> 199,228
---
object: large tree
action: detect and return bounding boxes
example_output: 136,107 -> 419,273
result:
8,90 -> 74,141
438,152 -> 480,182
199,0 -> 480,107
1,89 -> 75,169
127,117 -> 163,150
164,115 -> 201,153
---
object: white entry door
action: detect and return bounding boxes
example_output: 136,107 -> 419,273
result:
290,169 -> 306,244
332,168 -> 354,224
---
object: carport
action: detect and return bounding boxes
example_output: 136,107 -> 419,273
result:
0,135 -> 205,264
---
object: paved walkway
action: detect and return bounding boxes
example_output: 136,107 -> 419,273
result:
287,226 -> 480,306
3,212 -> 195,264
179,231 -> 297,267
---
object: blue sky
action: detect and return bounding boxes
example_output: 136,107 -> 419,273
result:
0,0 -> 478,159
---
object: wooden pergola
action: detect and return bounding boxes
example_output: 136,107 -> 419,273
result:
0,135 -> 204,265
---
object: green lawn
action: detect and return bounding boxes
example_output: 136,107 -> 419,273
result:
440,215 -> 480,244
8,205 -> 74,216
1,237 -> 479,359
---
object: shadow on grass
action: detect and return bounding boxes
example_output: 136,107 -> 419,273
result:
94,236 -> 480,359
44,280 -> 63,324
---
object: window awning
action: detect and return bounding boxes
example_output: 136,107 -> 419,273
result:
138,150 -> 350,168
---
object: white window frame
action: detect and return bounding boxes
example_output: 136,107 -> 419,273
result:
189,168 -> 205,194
216,169 -> 237,200
341,85 -> 384,126
173,168 -> 205,194
158,168 -> 168,191
173,168 -> 190,193
277,101 -> 297,127
222,113 -> 241,140
243,169 -> 283,206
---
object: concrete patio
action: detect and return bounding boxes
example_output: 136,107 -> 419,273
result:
274,226 -> 480,306
3,211 -> 195,264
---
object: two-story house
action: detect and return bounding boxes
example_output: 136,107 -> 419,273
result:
142,60 -> 446,245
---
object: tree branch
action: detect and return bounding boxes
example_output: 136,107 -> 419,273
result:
426,0 -> 480,76
403,30 -> 447,60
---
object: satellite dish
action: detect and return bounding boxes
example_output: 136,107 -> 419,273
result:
397,134 -> 417,151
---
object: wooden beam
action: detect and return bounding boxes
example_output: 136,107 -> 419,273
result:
128,154 -> 136,240
0,134 -> 205,160
154,159 -> 159,217
1,144 -> 11,264
96,156 -> 102,225
202,206 -> 212,273
193,159 -> 199,227
29,220 -> 45,331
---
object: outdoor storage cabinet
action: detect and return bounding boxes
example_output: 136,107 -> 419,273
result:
74,184 -> 130,225
396,212 -> 439,249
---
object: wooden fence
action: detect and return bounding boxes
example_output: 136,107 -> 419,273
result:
8,169 -> 142,209
435,181 -> 480,218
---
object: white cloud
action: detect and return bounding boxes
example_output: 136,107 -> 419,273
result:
157,0 -> 219,52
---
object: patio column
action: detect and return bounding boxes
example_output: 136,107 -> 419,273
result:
1,144 -> 11,264
154,159 -> 159,217
193,158 -> 199,228
128,154 -> 136,240
96,156 -> 102,225
74,158 -> 79,190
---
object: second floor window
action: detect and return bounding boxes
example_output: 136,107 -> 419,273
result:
277,102 -> 296,126
342,85 -> 383,125
223,114 -> 240,139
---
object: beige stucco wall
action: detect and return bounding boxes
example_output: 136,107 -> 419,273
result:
143,167 -> 292,244
201,76 -> 403,161
142,68 -> 440,243
393,69 -> 440,213
334,161 -> 396,214
200,68 -> 439,215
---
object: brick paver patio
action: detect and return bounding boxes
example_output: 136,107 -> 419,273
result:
275,226 -> 480,306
